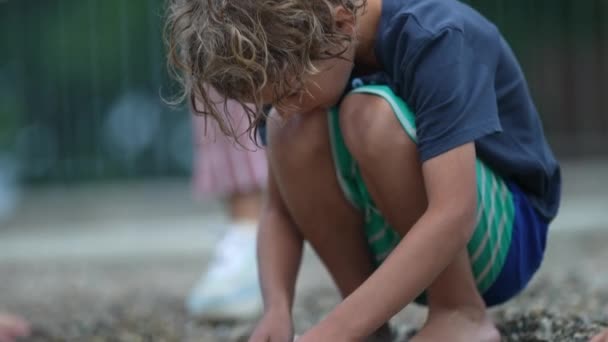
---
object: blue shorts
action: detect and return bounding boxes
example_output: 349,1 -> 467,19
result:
482,181 -> 549,306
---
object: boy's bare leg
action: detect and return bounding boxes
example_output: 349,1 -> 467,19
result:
267,111 -> 392,339
340,94 -> 500,342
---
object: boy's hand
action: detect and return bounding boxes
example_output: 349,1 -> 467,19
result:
249,308 -> 293,342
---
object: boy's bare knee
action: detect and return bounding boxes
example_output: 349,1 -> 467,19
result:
339,94 -> 385,158
268,109 -> 330,164
339,94 -> 415,164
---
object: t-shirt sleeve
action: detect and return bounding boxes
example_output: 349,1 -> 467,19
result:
403,28 -> 502,162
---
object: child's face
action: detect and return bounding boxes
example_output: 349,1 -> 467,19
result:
262,44 -> 356,117
264,56 -> 355,117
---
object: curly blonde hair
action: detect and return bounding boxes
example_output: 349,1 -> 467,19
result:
165,0 -> 366,142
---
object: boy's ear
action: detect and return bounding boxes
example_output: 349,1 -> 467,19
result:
334,6 -> 356,34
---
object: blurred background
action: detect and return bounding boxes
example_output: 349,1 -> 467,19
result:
0,0 -> 606,339
0,0 -> 606,217
0,0 -> 222,260
1,0 -> 604,246
1,0 -> 606,185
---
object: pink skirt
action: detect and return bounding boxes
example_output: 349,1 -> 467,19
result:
192,98 -> 268,199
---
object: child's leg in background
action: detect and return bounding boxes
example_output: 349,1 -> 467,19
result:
186,94 -> 268,321
228,191 -> 264,225
265,109 -> 394,340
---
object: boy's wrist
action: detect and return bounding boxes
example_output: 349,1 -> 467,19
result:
321,308 -> 365,340
264,296 -> 292,316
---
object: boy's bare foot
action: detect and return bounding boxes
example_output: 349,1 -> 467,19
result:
411,308 -> 501,342
0,313 -> 30,342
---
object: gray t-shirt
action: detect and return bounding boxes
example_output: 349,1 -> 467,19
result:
370,0 -> 560,221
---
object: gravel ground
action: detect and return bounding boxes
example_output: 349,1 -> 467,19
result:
1,230 -> 607,341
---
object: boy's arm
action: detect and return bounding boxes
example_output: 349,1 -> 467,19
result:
310,143 -> 478,340
257,162 -> 304,314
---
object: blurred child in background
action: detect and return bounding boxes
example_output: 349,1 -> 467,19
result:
186,88 -> 267,321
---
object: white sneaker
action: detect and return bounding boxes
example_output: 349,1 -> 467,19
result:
186,222 -> 263,321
